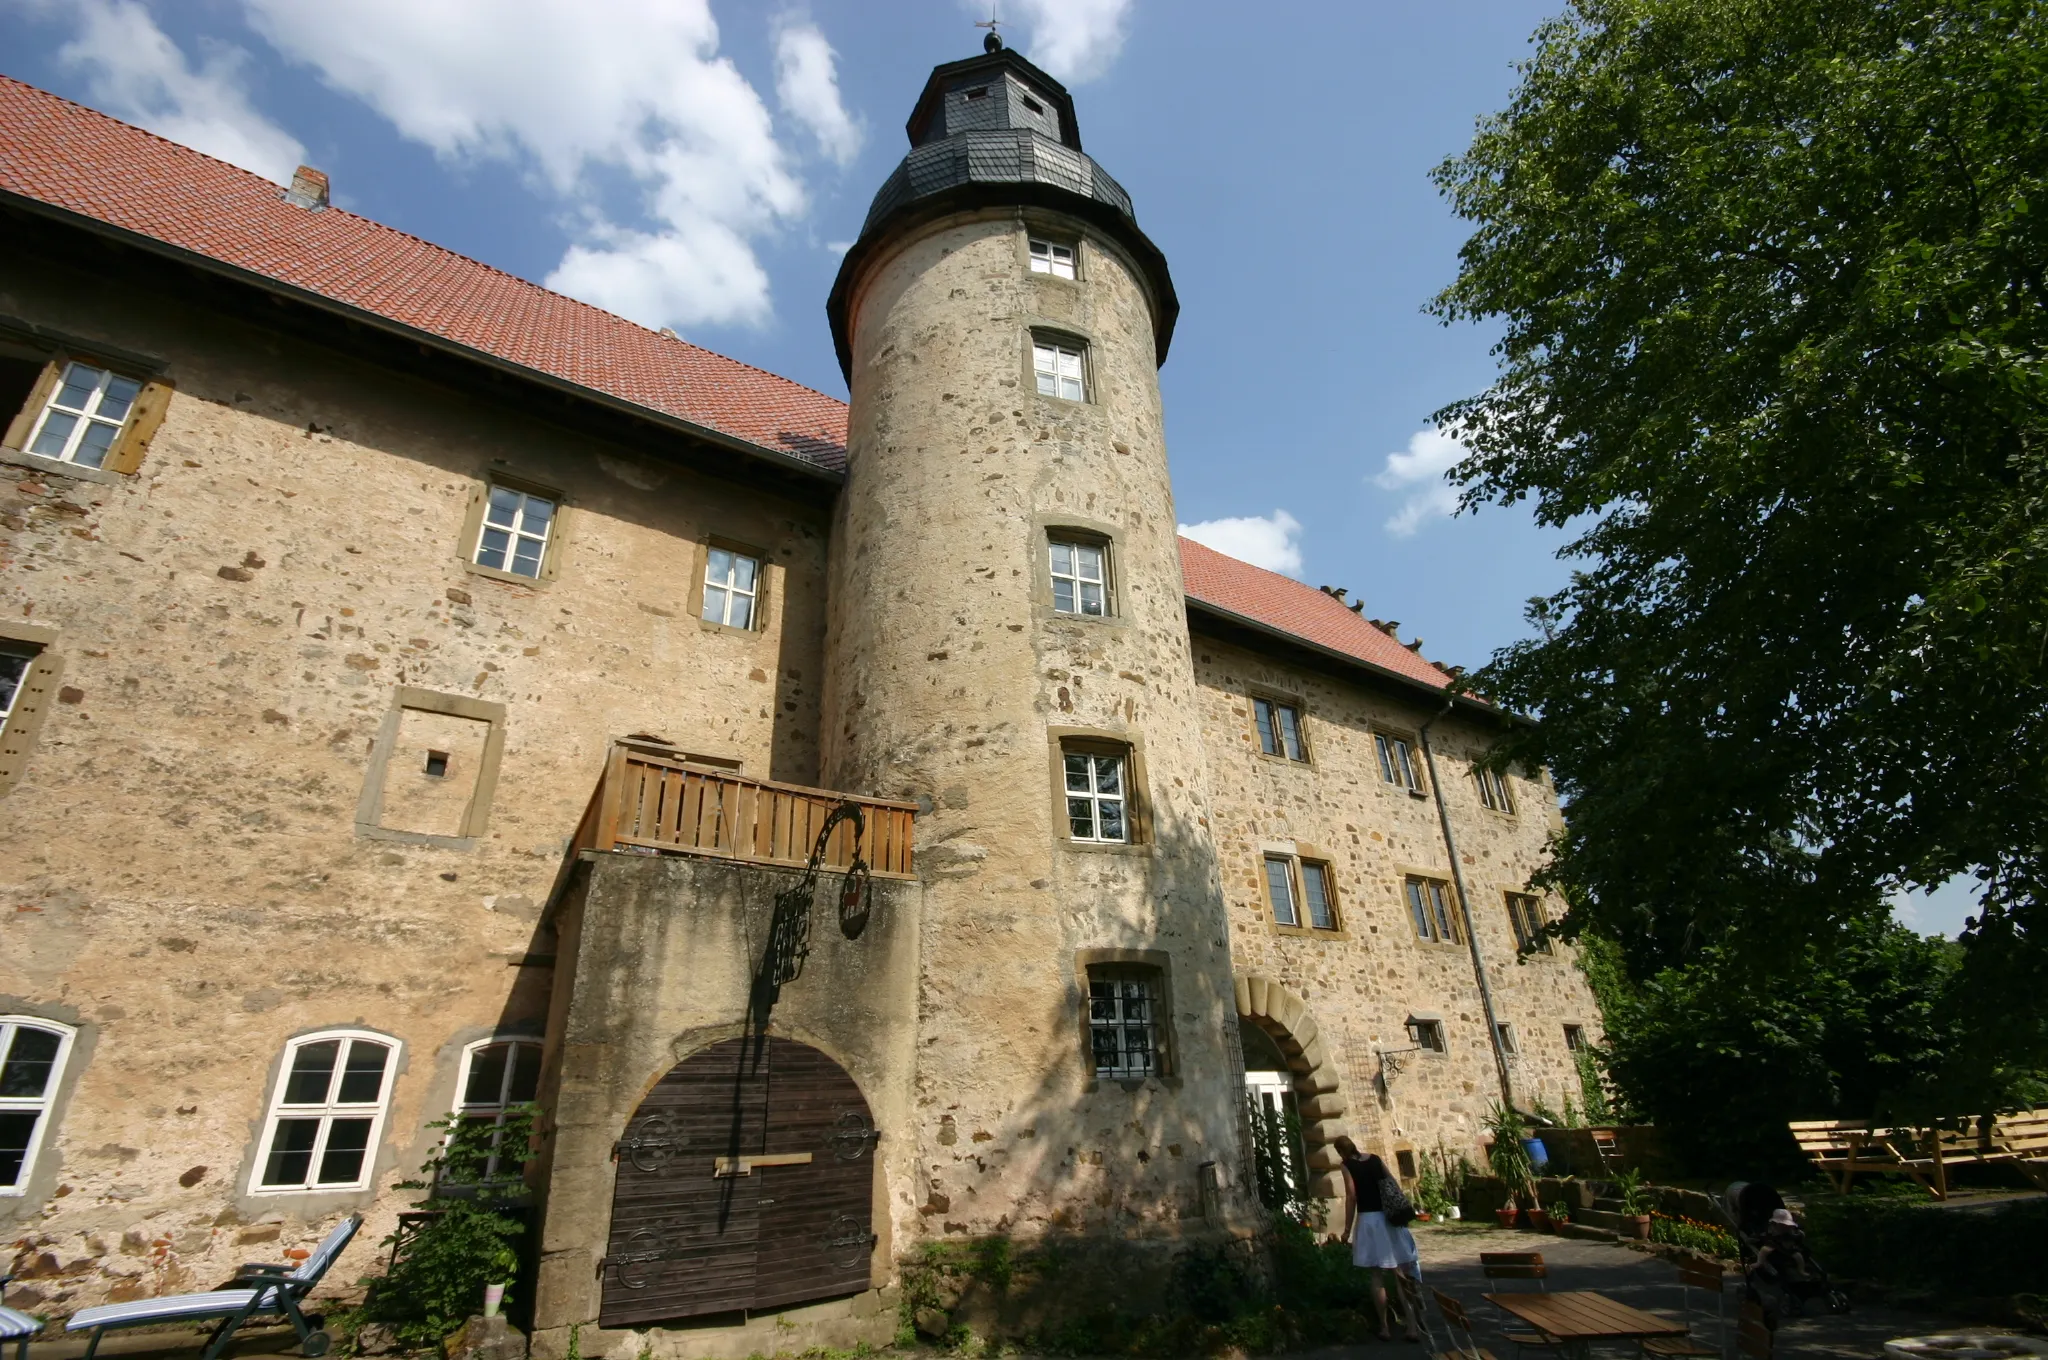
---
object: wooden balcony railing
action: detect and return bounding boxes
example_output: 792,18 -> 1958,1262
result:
569,742 -> 916,879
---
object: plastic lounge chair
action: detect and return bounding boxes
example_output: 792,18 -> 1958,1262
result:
65,1215 -> 360,1360
2,1271 -> 45,1360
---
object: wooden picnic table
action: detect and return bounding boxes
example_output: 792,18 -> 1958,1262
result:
1485,1290 -> 1691,1359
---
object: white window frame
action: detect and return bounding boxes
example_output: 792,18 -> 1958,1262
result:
1406,1017 -> 1447,1053
25,362 -> 141,469
0,644 -> 36,738
1376,733 -> 1421,791
1264,854 -> 1339,931
1405,875 -> 1462,945
448,1037 -> 542,1184
1088,970 -> 1160,1078
1253,698 -> 1307,761
1063,750 -> 1128,843
1049,538 -> 1108,616
1033,337 -> 1086,401
1028,238 -> 1076,279
0,1017 -> 76,1196
250,1029 -> 399,1195
473,484 -> 556,580
701,546 -> 761,629
1477,766 -> 1515,813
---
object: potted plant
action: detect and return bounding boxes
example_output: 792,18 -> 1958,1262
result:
1526,1205 -> 1552,1232
1494,1203 -> 1521,1229
1614,1167 -> 1653,1240
1484,1104 -> 1538,1230
1547,1199 -> 1570,1233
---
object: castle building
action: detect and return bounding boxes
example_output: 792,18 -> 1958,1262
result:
0,43 -> 1600,1355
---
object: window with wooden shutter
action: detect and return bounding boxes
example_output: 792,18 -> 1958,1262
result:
0,624 -> 61,798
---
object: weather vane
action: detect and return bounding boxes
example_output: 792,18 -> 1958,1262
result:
975,7 -> 1004,51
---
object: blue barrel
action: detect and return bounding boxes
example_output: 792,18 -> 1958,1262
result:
1522,1136 -> 1550,1171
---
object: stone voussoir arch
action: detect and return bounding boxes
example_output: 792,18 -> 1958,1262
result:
1235,972 -> 1348,1197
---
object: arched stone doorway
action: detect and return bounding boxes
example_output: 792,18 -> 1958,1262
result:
1234,973 -> 1346,1197
599,1036 -> 879,1327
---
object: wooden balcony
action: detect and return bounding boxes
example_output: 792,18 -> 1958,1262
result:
570,741 -> 916,879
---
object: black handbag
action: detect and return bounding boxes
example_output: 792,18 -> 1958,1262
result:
1379,1174 -> 1417,1227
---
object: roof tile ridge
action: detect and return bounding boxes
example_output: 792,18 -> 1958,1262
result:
660,332 -> 849,410
0,72 -> 293,189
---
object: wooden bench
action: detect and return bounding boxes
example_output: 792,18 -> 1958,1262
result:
1991,1109 -> 2048,1190
1788,1120 -> 1942,1196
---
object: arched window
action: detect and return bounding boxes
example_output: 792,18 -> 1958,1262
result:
449,1038 -> 541,1183
0,1016 -> 76,1195
252,1030 -> 398,1193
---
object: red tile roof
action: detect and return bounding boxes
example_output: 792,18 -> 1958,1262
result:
1178,536 -> 1453,691
0,74 -> 849,470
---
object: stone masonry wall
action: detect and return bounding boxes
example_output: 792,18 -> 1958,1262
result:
0,248 -> 832,1312
1191,633 -> 1604,1174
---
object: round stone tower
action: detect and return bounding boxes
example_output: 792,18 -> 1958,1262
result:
823,40 -> 1254,1263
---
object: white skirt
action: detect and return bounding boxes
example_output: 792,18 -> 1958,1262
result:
1353,1210 -> 1420,1269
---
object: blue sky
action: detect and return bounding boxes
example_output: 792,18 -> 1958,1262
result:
0,0 -> 1979,935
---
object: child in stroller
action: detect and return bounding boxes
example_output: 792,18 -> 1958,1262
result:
1715,1181 -> 1850,1325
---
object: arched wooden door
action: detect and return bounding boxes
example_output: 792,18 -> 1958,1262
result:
600,1037 -> 879,1326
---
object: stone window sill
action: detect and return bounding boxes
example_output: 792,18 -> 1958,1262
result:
0,447 -> 124,485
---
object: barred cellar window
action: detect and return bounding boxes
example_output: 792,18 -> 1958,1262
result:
1087,968 -> 1162,1078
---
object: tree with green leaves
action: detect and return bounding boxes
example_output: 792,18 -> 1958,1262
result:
1433,0 -> 2048,1110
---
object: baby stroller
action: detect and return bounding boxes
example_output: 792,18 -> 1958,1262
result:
1714,1182 -> 1849,1325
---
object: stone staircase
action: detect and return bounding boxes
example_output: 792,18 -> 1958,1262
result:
1559,1196 -> 1630,1241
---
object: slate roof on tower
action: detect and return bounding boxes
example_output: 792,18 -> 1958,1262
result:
0,74 -> 850,470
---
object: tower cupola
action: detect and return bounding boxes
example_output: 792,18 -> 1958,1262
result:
826,43 -> 1177,379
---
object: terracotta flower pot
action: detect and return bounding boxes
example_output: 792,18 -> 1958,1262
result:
1624,1214 -> 1652,1240
1495,1207 -> 1521,1229
1527,1210 -> 1552,1232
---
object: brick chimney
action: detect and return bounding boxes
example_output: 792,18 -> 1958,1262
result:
283,165 -> 329,210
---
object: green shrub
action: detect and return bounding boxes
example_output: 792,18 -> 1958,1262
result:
354,1106 -> 536,1346
1802,1194 -> 2048,1297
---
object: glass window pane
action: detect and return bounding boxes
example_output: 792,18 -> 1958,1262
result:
1050,542 -> 1072,576
1064,755 -> 1093,791
508,1043 -> 543,1103
510,542 -> 543,578
318,1118 -> 372,1184
701,585 -> 728,624
337,1041 -> 390,1103
727,594 -> 753,630
262,1118 -> 320,1186
1033,344 -> 1055,373
1407,881 -> 1432,939
1059,375 -> 1083,401
1303,864 -> 1334,929
485,486 -> 522,526
1253,700 -> 1278,756
73,420 -> 117,468
1093,757 -> 1121,796
731,554 -> 757,592
1036,369 -> 1058,396
1277,706 -> 1304,761
1376,735 -> 1395,783
97,376 -> 141,422
1068,800 -> 1095,839
1432,885 -> 1458,942
54,366 -> 101,410
1079,582 -> 1103,615
1075,545 -> 1102,580
477,527 -> 510,570
0,1027 -> 61,1098
1398,743 -> 1418,789
1053,579 -> 1076,613
0,1109 -> 38,1187
1097,799 -> 1125,841
464,1043 -> 510,1107
1265,859 -> 1298,926
29,410 -> 77,457
522,496 -> 555,531
707,547 -> 733,585
1058,350 -> 1083,379
283,1041 -> 340,1104
0,650 -> 30,714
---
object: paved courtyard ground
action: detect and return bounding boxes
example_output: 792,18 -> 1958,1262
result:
1305,1221 -> 2009,1360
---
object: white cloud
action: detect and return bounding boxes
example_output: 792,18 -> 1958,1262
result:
1178,510 -> 1304,577
51,0 -> 305,183
773,17 -> 861,167
966,0 -> 1134,84
240,0 -> 811,330
1374,426 -> 1468,538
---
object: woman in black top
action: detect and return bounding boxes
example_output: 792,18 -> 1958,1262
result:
1335,1136 -> 1421,1342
